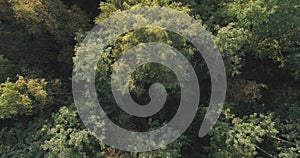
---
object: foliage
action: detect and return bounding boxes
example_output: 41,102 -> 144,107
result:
90,0 -> 194,97
0,105 -> 104,158
0,112 -> 51,157
0,55 -> 17,82
0,104 -> 188,158
42,106 -> 104,158
208,108 -> 278,157
0,75 -> 47,119
275,104 -> 300,157
0,0 -> 299,157
0,0 -> 89,77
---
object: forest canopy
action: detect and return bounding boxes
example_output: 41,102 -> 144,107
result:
0,0 -> 299,157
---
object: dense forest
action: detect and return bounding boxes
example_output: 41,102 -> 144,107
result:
0,0 -> 299,157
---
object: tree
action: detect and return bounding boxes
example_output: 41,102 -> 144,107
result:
0,76 -> 47,119
0,55 -> 18,82
0,0 -> 299,157
208,108 -> 278,158
0,0 -> 89,78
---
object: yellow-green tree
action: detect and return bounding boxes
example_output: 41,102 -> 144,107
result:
0,76 -> 47,119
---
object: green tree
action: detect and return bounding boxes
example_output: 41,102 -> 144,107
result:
0,0 -> 89,77
208,108 -> 278,157
0,55 -> 17,82
0,75 -> 47,119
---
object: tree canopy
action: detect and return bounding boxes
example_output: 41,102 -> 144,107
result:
0,0 -> 299,157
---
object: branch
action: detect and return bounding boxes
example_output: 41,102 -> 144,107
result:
271,136 -> 297,146
255,145 -> 276,158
